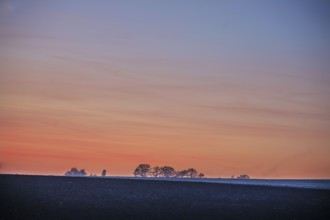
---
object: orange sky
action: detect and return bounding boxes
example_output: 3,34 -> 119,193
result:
0,0 -> 329,178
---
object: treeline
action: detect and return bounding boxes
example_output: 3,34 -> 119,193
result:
133,164 -> 205,178
64,166 -> 250,179
65,167 -> 106,177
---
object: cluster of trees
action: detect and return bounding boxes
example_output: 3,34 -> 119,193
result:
65,168 -> 107,177
133,164 -> 205,178
65,168 -> 87,176
64,166 -> 250,180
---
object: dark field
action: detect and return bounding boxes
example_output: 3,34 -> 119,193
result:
1,175 -> 329,220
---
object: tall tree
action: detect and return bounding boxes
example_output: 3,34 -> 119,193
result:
133,164 -> 151,177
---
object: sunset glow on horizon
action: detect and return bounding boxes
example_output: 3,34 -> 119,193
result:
1,0 -> 329,178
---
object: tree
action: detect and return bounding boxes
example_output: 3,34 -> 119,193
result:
176,168 -> 199,178
133,164 -> 151,177
186,168 -> 198,178
65,167 -> 87,176
101,169 -> 107,177
150,166 -> 161,177
198,173 -> 205,178
65,167 -> 78,176
79,169 -> 87,176
176,170 -> 189,178
159,166 -> 176,178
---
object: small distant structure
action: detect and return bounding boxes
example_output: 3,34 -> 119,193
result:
101,169 -> 107,177
237,174 -> 250,179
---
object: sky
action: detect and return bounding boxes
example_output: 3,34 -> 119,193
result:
0,0 -> 329,178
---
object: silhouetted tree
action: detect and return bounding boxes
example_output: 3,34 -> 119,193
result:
65,167 -> 87,176
133,164 -> 151,177
198,173 -> 205,178
176,168 -> 199,178
79,169 -> 87,176
186,168 -> 198,178
159,166 -> 176,178
65,167 -> 78,176
102,169 -> 107,177
176,169 -> 189,178
150,166 -> 161,177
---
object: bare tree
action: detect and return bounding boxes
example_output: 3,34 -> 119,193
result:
176,168 -> 199,178
186,168 -> 198,178
159,166 -> 176,178
133,164 -> 151,177
150,166 -> 161,177
176,170 -> 187,178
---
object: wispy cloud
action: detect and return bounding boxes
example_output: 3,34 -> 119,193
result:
260,148 -> 313,177
202,104 -> 330,121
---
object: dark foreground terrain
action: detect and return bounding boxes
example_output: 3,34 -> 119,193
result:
1,175 -> 329,220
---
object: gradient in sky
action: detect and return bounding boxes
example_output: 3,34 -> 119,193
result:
0,0 -> 329,178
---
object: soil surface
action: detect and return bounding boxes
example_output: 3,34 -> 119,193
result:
1,175 -> 329,220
